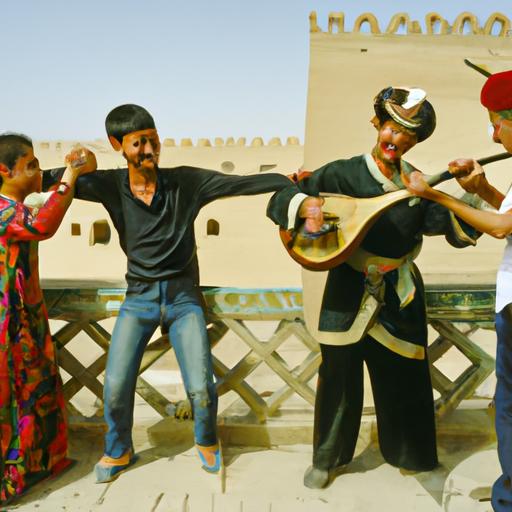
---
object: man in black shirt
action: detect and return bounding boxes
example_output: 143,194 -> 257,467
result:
45,104 -> 289,482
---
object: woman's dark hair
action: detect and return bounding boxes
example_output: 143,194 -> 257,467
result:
0,133 -> 33,170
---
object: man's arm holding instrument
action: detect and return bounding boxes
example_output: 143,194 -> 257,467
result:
405,165 -> 512,239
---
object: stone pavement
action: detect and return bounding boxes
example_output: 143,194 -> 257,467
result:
3,406 -> 500,512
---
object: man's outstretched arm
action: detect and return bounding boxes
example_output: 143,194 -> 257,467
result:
191,167 -> 290,205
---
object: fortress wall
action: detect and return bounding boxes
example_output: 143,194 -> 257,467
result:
35,136 -> 301,171
37,140 -> 303,286
301,11 -> 512,284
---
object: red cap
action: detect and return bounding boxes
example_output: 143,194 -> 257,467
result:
480,70 -> 512,112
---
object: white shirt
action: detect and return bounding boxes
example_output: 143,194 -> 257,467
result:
496,186 -> 512,313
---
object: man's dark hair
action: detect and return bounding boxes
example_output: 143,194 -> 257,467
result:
105,104 -> 156,143
0,133 -> 33,170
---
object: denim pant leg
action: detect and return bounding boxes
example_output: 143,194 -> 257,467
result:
163,286 -> 218,446
104,287 -> 160,458
493,304 -> 512,512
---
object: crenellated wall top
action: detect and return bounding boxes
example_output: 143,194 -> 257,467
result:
310,11 -> 511,37
169,136 -> 301,147
36,136 -> 302,151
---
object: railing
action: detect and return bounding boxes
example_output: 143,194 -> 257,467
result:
44,283 -> 496,422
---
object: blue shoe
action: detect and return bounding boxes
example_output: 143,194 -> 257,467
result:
94,452 -> 138,483
196,443 -> 222,474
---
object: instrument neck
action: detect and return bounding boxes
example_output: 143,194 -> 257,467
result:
425,152 -> 512,188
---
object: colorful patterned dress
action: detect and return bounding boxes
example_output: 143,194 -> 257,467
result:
0,187 -> 72,503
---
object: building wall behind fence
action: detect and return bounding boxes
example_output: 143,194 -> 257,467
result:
303,10 -> 512,284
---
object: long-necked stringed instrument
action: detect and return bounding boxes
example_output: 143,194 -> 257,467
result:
279,152 -> 512,271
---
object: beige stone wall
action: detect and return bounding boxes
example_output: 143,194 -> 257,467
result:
302,11 -> 512,285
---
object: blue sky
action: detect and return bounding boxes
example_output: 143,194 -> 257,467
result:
2,1 -> 510,140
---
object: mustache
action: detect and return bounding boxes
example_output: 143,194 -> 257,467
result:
138,153 -> 155,164
122,152 -> 159,166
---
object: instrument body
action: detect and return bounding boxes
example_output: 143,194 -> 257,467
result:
280,189 -> 411,270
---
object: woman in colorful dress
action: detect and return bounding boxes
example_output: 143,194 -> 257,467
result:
0,134 -> 96,504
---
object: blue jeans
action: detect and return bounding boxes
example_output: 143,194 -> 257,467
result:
103,275 -> 218,458
493,304 -> 512,511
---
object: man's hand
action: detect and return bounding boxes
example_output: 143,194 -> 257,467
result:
404,171 -> 433,198
65,146 -> 97,175
449,158 -> 487,194
298,196 -> 324,233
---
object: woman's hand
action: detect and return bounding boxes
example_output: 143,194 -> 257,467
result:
65,146 -> 97,175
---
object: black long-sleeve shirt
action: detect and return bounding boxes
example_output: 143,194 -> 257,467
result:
44,166 -> 289,282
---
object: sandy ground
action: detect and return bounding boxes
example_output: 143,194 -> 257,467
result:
4,418 -> 500,512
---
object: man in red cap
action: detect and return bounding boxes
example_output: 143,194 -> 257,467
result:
405,70 -> 512,511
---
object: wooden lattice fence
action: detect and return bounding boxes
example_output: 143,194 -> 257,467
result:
43,283 -> 496,422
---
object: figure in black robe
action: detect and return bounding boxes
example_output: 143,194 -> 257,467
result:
267,87 -> 480,487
